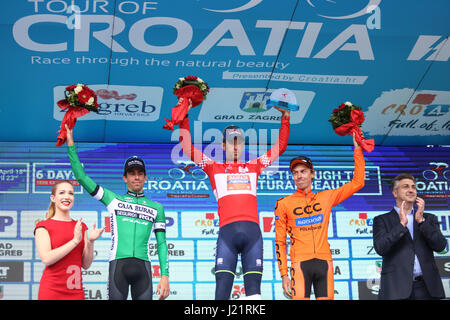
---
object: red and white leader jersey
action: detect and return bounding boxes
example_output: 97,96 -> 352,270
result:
179,116 -> 290,227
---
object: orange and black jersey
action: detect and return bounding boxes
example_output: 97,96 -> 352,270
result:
274,148 -> 365,277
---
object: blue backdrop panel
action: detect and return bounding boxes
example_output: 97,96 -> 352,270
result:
0,142 -> 449,299
0,0 -> 449,146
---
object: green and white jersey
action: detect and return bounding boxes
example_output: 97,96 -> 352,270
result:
68,145 -> 169,276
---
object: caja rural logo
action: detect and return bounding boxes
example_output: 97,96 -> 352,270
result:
103,215 -> 175,233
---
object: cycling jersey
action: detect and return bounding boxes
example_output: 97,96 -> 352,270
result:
179,116 -> 290,227
274,148 -> 365,277
67,145 -> 169,276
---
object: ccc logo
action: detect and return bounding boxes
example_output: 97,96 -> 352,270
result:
292,203 -> 322,216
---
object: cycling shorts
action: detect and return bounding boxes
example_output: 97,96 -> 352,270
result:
108,257 -> 153,300
290,258 -> 334,300
215,220 -> 263,276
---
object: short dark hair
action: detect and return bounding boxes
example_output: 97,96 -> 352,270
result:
390,173 -> 416,190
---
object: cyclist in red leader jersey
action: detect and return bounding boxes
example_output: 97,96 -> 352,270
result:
177,99 -> 290,300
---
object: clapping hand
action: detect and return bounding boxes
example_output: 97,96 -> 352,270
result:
73,219 -> 83,245
415,197 -> 425,224
399,201 -> 408,227
88,223 -> 104,242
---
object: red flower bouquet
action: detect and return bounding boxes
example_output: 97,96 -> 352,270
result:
56,84 -> 98,146
329,101 -> 375,152
163,76 -> 209,131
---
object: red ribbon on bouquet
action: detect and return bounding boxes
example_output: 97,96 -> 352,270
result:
163,76 -> 209,131
163,85 -> 204,131
55,84 -> 98,146
334,109 -> 375,152
56,100 -> 90,146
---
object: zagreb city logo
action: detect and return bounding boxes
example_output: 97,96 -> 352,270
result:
239,92 -> 272,113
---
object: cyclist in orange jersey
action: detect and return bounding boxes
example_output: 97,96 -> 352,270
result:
274,133 -> 365,300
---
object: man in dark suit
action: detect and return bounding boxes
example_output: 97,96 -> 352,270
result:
373,173 -> 447,300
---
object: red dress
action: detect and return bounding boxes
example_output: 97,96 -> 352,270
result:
35,219 -> 87,300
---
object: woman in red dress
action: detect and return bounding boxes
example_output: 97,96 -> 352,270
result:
34,180 -> 104,300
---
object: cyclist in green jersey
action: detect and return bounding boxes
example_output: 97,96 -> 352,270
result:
64,124 -> 169,300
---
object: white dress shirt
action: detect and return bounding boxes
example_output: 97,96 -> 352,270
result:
394,206 -> 423,278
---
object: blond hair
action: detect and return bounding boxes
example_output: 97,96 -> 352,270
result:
46,180 -> 74,219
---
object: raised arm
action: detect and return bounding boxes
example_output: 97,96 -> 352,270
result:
178,112 -> 214,170
65,124 -> 98,194
251,108 -> 290,170
327,133 -> 365,206
65,124 -> 115,206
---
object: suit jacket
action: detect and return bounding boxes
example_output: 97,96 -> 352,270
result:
373,209 -> 446,300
